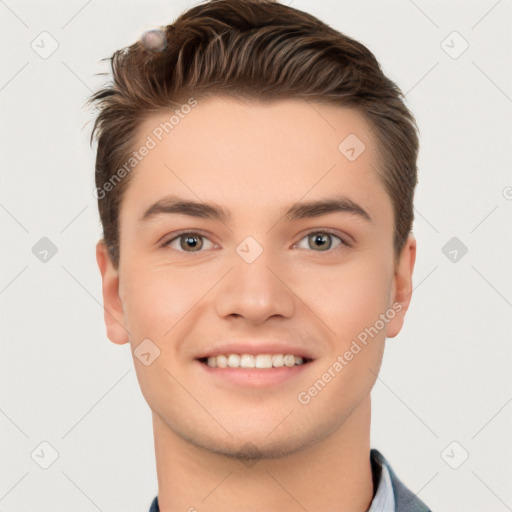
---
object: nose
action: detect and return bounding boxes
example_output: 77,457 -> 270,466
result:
214,249 -> 295,325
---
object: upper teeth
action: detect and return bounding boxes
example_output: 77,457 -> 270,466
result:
206,354 -> 304,368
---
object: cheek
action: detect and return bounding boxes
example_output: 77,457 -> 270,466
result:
120,267 -> 202,408
121,266 -> 201,342
292,255 -> 393,343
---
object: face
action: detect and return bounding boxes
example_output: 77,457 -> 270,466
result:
97,96 -> 416,459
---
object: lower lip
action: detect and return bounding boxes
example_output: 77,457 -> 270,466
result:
197,360 -> 312,387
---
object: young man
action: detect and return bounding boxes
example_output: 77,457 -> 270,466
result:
89,1 -> 431,510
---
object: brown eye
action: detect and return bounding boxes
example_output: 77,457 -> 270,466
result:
164,232 -> 214,252
180,234 -> 203,251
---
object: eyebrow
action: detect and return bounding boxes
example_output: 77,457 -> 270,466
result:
139,194 -> 372,225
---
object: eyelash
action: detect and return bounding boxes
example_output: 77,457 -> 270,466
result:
161,229 -> 350,254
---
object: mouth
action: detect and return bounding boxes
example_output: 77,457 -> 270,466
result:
197,353 -> 314,368
196,353 -> 314,388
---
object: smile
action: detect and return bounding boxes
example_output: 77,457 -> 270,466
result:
199,353 -> 313,368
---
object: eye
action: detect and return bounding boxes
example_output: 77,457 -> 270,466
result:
162,231 -> 216,252
161,229 -> 349,253
294,230 -> 348,252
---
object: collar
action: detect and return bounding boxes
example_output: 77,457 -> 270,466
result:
368,448 -> 395,511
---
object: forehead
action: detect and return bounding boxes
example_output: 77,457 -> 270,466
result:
120,96 -> 390,226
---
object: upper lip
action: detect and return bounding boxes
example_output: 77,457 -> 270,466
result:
196,341 -> 316,360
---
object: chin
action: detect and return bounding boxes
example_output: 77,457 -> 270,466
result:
204,435 -> 313,461
184,419 -> 334,463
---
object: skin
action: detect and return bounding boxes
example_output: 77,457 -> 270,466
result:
96,96 -> 416,512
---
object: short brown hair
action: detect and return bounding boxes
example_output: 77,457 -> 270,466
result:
87,0 -> 419,269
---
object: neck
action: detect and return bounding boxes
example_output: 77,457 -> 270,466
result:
153,395 -> 374,512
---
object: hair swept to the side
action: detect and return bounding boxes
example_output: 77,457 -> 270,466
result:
87,0 -> 419,269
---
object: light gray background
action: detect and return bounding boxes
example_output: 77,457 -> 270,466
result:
1,0 -> 511,511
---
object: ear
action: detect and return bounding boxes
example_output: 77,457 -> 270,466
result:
386,234 -> 417,339
96,239 -> 130,345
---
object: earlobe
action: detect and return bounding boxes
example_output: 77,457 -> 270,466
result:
96,240 -> 130,345
386,234 -> 417,339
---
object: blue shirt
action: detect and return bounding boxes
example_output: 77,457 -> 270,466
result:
147,448 -> 432,511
